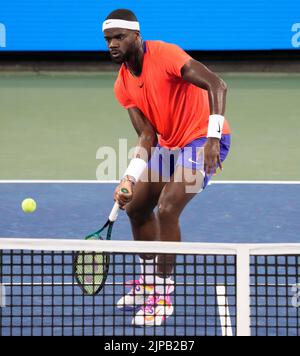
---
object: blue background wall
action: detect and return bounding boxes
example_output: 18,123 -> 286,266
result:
0,0 -> 299,51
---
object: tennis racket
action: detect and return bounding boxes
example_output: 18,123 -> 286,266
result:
74,188 -> 129,295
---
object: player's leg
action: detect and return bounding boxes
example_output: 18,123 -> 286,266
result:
133,135 -> 231,326
125,168 -> 166,245
125,143 -> 176,245
118,162 -> 168,311
117,171 -> 166,310
126,144 -> 178,266
156,165 -> 205,276
133,166 -> 204,326
133,140 -> 205,326
119,144 -> 180,313
126,145 -> 181,279
156,134 -> 231,276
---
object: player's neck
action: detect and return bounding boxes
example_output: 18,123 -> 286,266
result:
126,42 -> 145,77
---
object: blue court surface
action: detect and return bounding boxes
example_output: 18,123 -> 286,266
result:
0,181 -> 300,336
0,181 -> 299,243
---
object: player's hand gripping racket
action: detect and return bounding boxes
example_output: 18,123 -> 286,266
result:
74,188 -> 129,295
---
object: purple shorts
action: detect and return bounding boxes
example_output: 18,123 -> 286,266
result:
148,135 -> 231,189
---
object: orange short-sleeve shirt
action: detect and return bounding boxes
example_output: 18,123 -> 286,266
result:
114,40 -> 230,149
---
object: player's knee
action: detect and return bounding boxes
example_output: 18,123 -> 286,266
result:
126,206 -> 152,226
157,203 -> 178,223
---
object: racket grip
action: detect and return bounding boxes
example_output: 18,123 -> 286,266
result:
109,202 -> 120,222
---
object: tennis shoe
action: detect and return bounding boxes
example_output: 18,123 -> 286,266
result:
117,276 -> 154,311
132,294 -> 174,327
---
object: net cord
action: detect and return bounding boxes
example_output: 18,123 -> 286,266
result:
1,239 -> 300,255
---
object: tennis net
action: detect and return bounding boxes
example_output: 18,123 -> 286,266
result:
0,239 -> 299,336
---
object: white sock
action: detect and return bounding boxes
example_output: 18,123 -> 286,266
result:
139,257 -> 155,285
155,276 -> 175,295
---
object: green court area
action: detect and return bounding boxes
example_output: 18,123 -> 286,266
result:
0,72 -> 299,180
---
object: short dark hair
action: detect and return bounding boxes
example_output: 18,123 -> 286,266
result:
106,9 -> 138,22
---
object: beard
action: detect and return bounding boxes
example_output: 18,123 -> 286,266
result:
110,52 -> 125,64
110,42 -> 137,64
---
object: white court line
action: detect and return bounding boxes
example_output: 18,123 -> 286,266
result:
216,285 -> 233,337
0,180 -> 299,185
211,181 -> 300,185
0,284 -> 6,308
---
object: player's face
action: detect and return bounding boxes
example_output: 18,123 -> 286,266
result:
104,29 -> 139,64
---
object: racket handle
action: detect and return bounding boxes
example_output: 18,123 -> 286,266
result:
109,188 -> 130,222
109,202 -> 120,222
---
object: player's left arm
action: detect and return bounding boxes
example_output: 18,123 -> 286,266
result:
181,59 -> 228,175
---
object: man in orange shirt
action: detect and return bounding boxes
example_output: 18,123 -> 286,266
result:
103,9 -> 231,327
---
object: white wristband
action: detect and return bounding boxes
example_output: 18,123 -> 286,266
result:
207,114 -> 225,139
123,158 -> 148,182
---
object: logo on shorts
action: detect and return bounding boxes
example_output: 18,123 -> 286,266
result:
188,158 -> 202,166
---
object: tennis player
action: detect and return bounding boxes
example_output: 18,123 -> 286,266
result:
103,9 -> 231,327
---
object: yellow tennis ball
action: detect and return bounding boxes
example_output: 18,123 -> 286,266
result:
22,198 -> 37,213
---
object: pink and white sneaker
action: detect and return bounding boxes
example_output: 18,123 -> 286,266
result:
132,294 -> 174,327
117,276 -> 154,311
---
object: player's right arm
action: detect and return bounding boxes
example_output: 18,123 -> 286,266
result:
115,107 -> 157,208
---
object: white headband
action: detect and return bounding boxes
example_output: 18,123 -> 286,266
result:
102,19 -> 140,32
